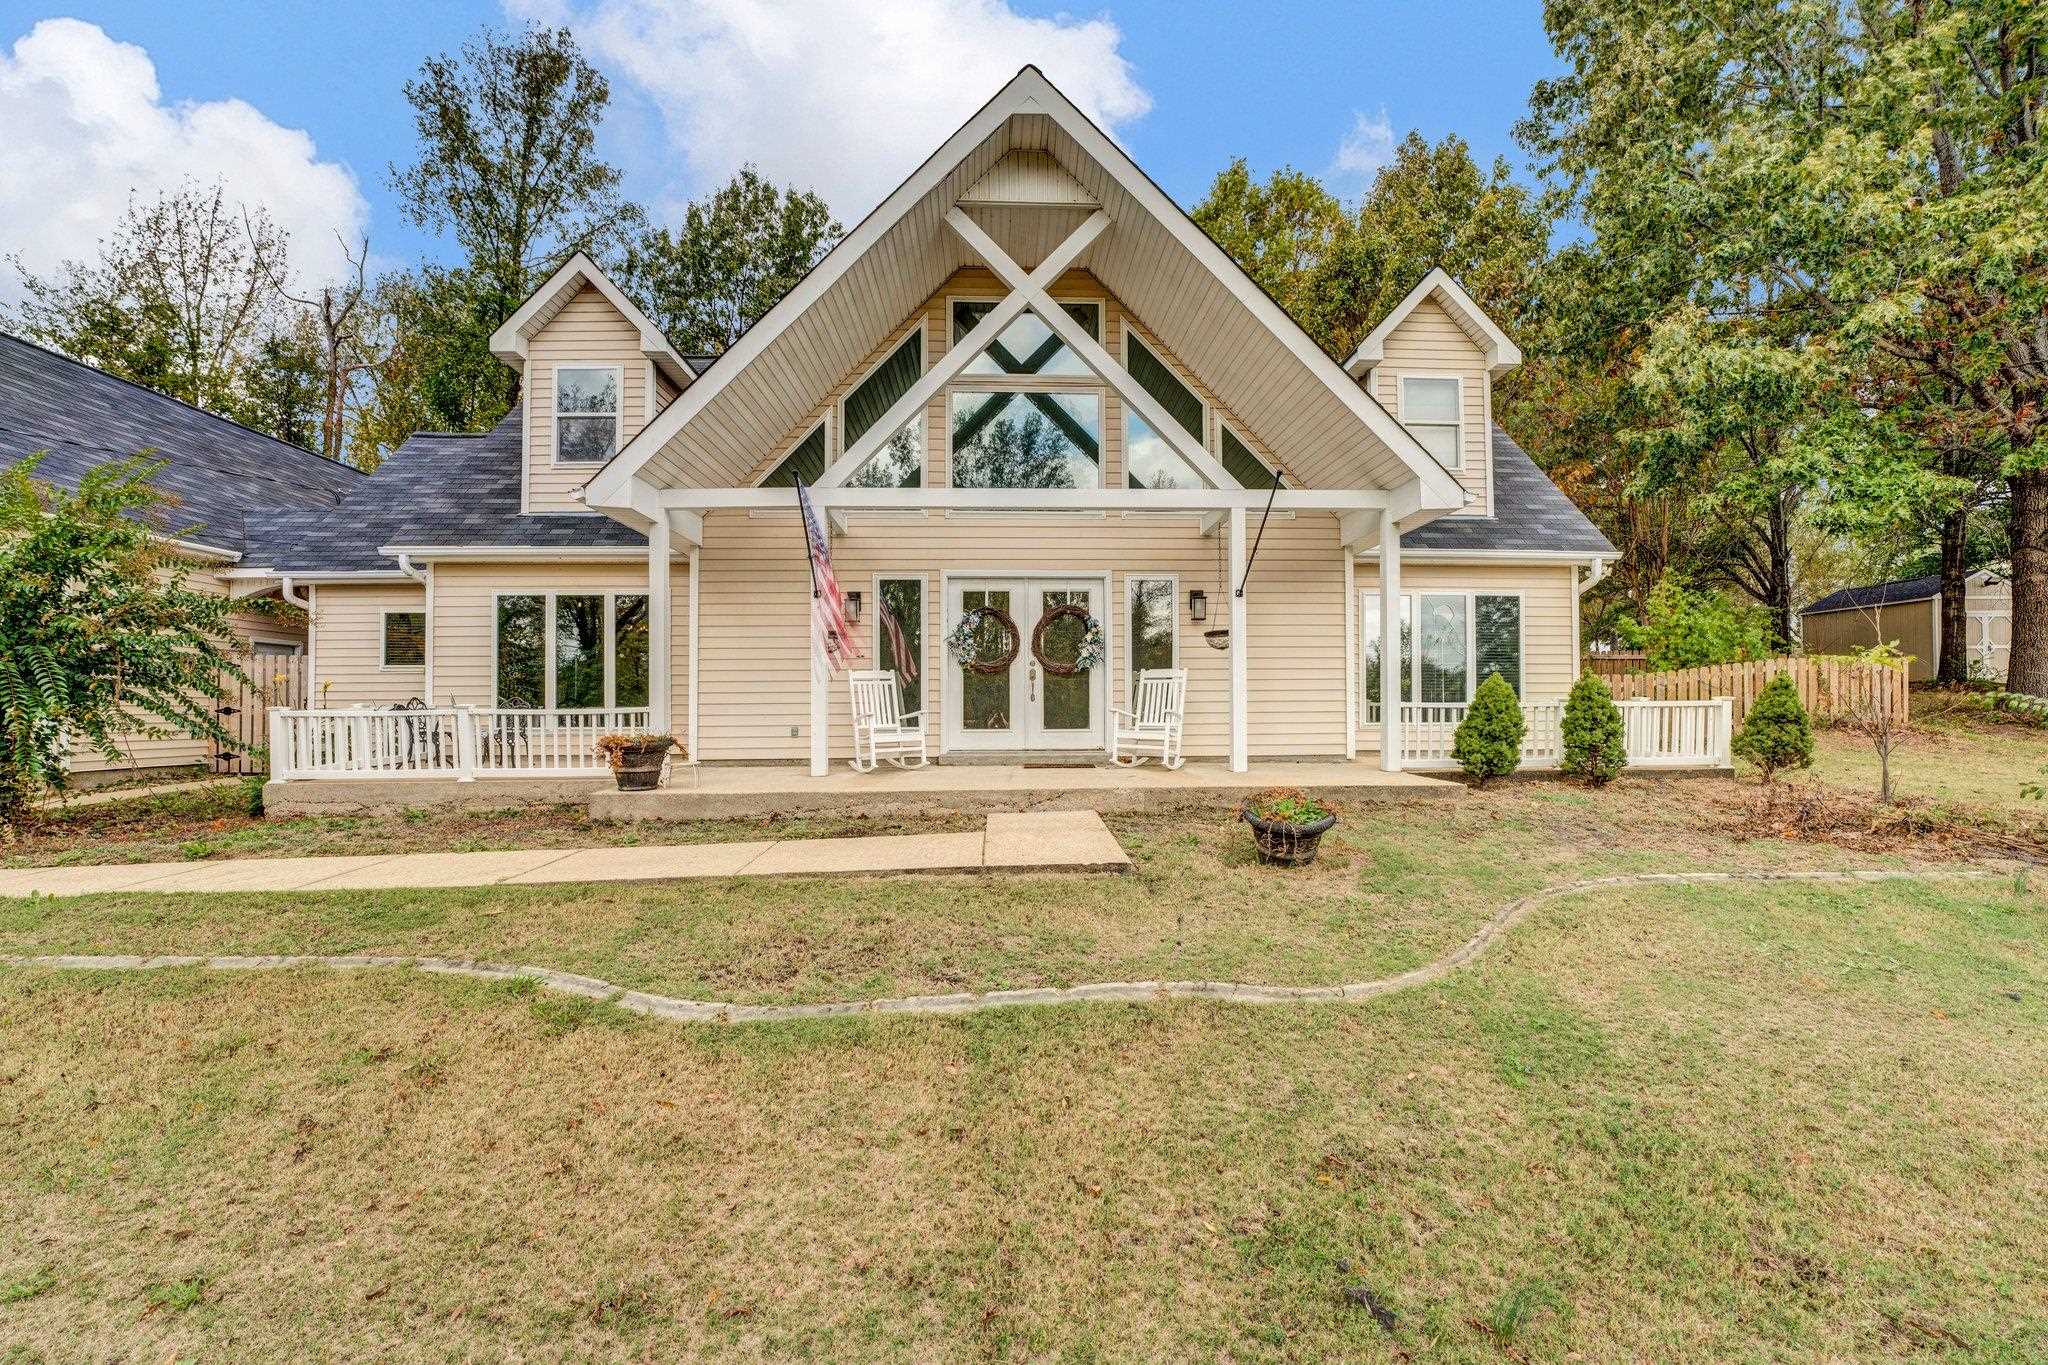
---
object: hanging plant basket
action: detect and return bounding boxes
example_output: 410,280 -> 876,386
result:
946,605 -> 1021,675
1203,629 -> 1232,651
1031,604 -> 1106,676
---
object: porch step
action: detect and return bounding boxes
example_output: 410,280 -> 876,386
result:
935,751 -> 1110,768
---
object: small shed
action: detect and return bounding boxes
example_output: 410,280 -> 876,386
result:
1799,569 -> 2010,682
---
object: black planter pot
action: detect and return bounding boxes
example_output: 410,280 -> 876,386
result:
1240,805 -> 1338,866
611,746 -> 670,791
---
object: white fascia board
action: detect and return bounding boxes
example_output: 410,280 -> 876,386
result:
376,544 -> 650,562
586,65 -> 1462,517
227,569 -> 408,583
155,534 -> 242,562
581,78 -> 1031,514
660,486 -> 1389,513
1345,267 -> 1524,378
488,251 -> 692,388
1353,548 -> 1611,565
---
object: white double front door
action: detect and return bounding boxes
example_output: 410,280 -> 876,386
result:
942,575 -> 1106,752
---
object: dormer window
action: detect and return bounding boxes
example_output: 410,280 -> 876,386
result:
1399,376 -> 1462,469
555,366 -> 621,463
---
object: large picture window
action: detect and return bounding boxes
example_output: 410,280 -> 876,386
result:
1399,376 -> 1462,469
950,391 -> 1101,488
1127,576 -> 1177,691
1360,590 -> 1522,721
875,576 -> 924,720
555,367 -> 621,463
494,591 -> 651,710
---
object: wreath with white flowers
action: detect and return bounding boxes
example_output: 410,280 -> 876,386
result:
1033,605 -> 1106,677
945,605 -> 1021,675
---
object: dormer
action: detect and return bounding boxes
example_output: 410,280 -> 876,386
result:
489,252 -> 694,514
1345,268 -> 1520,518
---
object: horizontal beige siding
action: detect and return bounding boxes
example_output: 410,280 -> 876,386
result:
1371,297 -> 1491,516
696,511 -> 1350,762
429,560 -> 690,735
524,286 -> 656,514
1354,561 -> 1580,747
740,267 -> 1290,491
69,563 -> 307,776
310,582 -> 426,708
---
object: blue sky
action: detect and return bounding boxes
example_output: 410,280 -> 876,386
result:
0,1 -> 1563,290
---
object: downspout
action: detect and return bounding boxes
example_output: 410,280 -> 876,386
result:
397,554 -> 433,702
1573,557 -> 1610,676
278,575 -> 310,610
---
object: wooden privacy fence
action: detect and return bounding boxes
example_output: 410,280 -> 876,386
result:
1582,651 -> 1650,680
1601,656 -> 1909,726
214,651 -> 309,774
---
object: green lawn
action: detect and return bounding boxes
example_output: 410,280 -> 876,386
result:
1800,693 -> 2048,820
1,725 -> 2045,1359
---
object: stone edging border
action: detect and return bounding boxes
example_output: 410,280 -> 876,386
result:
0,867 -> 2009,1026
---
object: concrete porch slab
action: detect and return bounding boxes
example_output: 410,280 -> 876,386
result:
588,758 -> 1458,822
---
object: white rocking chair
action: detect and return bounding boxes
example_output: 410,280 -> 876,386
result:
848,670 -> 928,773
1111,668 -> 1187,769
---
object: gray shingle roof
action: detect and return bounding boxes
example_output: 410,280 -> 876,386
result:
0,331 -> 361,554
1402,427 -> 1615,556
241,410 -> 645,573
1801,574 -> 1940,615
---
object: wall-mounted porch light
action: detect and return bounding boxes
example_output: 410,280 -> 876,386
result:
1187,589 -> 1208,623
843,590 -> 863,626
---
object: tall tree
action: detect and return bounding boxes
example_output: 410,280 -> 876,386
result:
389,23 -> 643,423
1524,0 -> 2046,688
8,181 -> 290,419
1190,159 -> 1348,341
267,238 -> 393,464
619,167 -> 842,355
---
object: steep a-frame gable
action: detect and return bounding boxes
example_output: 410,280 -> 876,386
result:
584,67 -> 1462,517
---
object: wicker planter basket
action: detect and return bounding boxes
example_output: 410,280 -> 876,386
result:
597,734 -> 676,792
1239,804 -> 1338,867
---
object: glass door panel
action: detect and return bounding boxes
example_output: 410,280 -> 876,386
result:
1036,588 -> 1093,734
959,587 -> 1016,735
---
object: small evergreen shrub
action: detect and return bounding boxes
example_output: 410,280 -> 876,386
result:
1560,672 -> 1626,785
1453,672 -> 1526,786
1732,672 -> 1813,782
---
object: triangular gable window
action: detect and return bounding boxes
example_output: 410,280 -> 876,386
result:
952,301 -> 1101,377
1124,331 -> 1210,490
1221,425 -> 1283,489
839,330 -> 924,488
762,423 -> 826,487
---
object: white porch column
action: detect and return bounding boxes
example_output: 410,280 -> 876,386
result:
809,526 -> 829,776
647,514 -> 672,734
1379,507 -> 1402,772
1229,505 -> 1248,773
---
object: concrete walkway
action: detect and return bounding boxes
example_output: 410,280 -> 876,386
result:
0,867 -> 1999,1024
0,811 -> 1129,899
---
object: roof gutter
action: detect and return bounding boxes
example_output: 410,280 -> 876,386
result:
278,575 -> 310,610
1575,556 -> 1610,599
377,544 -> 648,562
395,553 -> 427,584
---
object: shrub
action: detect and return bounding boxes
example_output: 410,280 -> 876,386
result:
1453,672 -> 1526,785
1617,573 -> 1772,669
1560,672 -> 1626,785
1732,672 -> 1813,782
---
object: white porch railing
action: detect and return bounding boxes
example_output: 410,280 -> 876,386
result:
269,707 -> 652,780
1372,697 -> 1732,771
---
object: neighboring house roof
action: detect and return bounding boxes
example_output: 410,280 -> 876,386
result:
1345,268 -> 1523,378
1401,428 -> 1615,557
1801,574 -> 1943,615
0,331 -> 361,555
242,411 -> 644,574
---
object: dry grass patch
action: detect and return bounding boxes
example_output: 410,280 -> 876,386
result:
1,875 -> 2041,1360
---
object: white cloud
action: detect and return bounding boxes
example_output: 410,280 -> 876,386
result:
0,18 -> 370,303
511,0 -> 1152,219
1331,108 -> 1395,190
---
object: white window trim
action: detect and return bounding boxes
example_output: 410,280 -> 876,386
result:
552,363 -> 623,467
248,634 -> 305,657
836,321 -> 928,471
490,589 -> 651,711
380,609 -> 426,670
1398,374 -> 1465,472
1356,587 -> 1526,724
871,571 -> 930,728
1124,573 -> 1179,699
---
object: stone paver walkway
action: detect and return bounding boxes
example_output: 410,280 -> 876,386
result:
0,810 -> 1129,899
0,866 -> 2001,1024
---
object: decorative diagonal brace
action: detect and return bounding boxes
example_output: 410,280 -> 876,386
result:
944,206 -> 1241,494
811,209 -> 1113,491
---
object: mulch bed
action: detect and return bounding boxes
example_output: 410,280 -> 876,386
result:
1712,782 -> 2047,861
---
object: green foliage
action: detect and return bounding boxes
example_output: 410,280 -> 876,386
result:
0,457 -> 245,826
1242,787 -> 1334,826
1560,672 -> 1626,785
620,167 -> 843,355
1620,574 -> 1771,671
1732,674 -> 1815,784
1453,672 -> 1526,785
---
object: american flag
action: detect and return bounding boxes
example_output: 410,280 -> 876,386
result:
797,480 -> 862,678
882,602 -> 919,691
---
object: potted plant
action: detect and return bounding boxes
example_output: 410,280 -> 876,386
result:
595,733 -> 677,791
1239,786 -> 1338,866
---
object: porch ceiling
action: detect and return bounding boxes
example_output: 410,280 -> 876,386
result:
587,70 -> 1461,511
